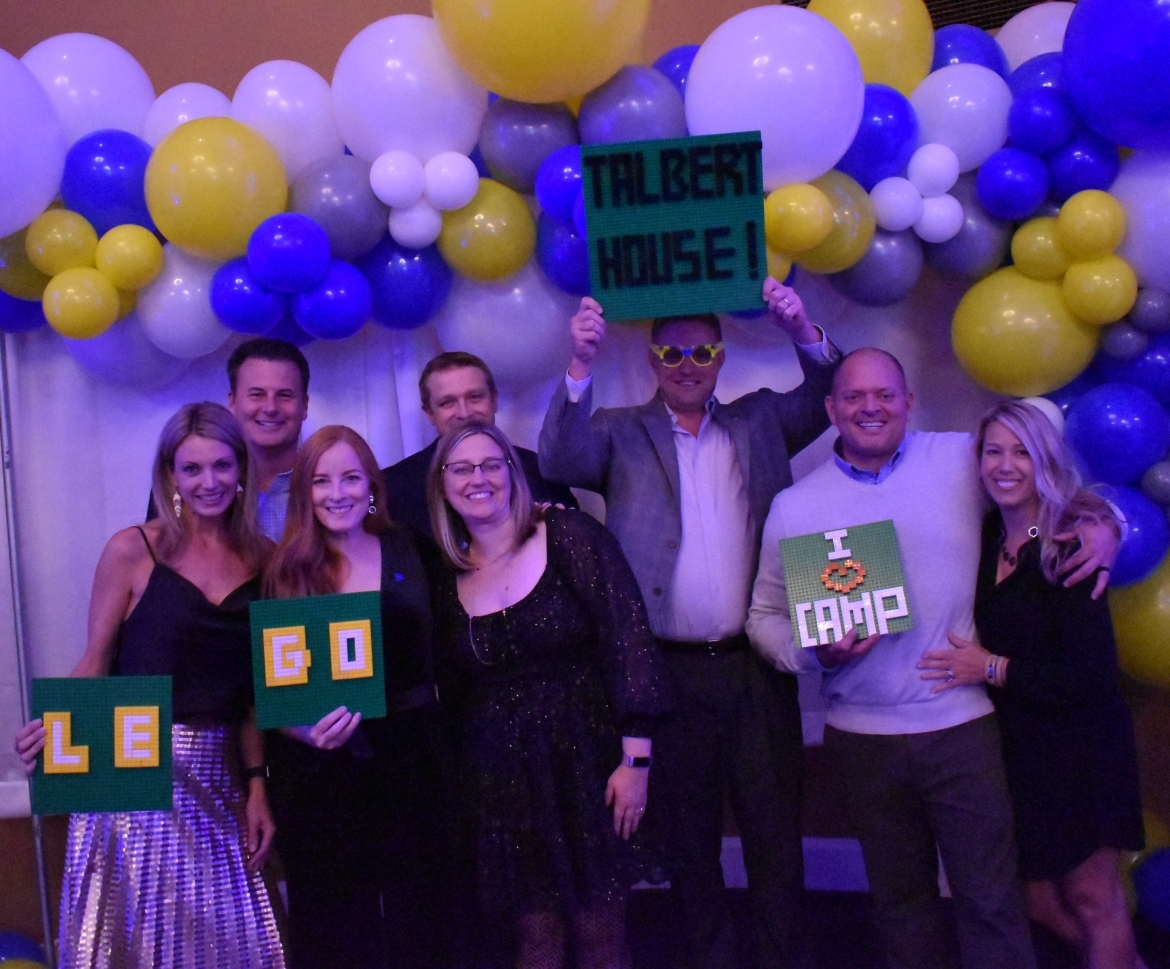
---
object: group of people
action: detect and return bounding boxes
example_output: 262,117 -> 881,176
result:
12,274 -> 1148,969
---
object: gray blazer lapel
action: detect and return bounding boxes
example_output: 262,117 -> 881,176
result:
714,404 -> 752,491
639,400 -> 681,500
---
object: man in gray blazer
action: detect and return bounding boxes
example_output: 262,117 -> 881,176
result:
538,277 -> 839,969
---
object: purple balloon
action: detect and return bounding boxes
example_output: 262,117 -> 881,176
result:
292,259 -> 372,340
289,155 -> 389,262
535,213 -> 590,296
1046,129 -> 1120,202
923,173 -> 1011,281
64,312 -> 190,389
478,99 -> 579,195
828,229 -> 923,307
535,144 -> 582,228
578,66 -> 687,145
357,236 -> 453,331
652,44 -> 700,99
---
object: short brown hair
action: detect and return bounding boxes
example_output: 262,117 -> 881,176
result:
227,337 -> 310,395
419,352 -> 497,411
650,314 -> 722,344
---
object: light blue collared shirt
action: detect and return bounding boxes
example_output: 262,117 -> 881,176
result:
832,436 -> 907,485
256,470 -> 291,542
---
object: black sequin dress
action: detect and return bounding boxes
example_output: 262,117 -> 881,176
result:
434,509 -> 672,924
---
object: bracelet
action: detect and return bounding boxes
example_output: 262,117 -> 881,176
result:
624,755 -> 652,768
985,656 -> 1008,688
241,764 -> 268,781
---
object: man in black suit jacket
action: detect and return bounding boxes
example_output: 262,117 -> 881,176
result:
382,351 -> 576,538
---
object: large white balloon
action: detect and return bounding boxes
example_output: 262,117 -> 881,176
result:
143,83 -> 231,148
231,61 -> 344,181
21,33 -> 155,143
685,5 -> 864,190
138,245 -> 232,358
432,260 -> 575,392
332,15 -> 488,164
0,51 -> 68,238
995,2 -> 1076,72
910,64 -> 1012,173
1113,150 -> 1170,293
65,312 -> 191,389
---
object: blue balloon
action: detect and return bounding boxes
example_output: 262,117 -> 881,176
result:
357,236 -> 453,331
1066,383 -> 1170,485
0,289 -> 46,333
292,259 -> 372,340
1008,52 -> 1066,98
1096,334 -> 1170,408
1135,848 -> 1170,932
0,930 -> 47,964
266,312 -> 315,346
1046,129 -> 1120,202
835,85 -> 919,192
1109,486 -> 1170,585
572,190 -> 588,240
578,66 -> 687,145
976,148 -> 1049,221
1045,362 -> 1101,415
931,25 -> 1008,77
536,213 -> 590,296
1009,88 -> 1077,156
247,213 -> 331,294
828,229 -> 923,307
1064,0 -> 1170,151
60,129 -> 155,236
65,312 -> 190,389
535,145 -> 582,229
210,258 -> 287,334
652,44 -> 700,99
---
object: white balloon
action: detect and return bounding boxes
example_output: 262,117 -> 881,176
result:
143,83 -> 231,147
910,64 -> 1012,173
1113,150 -> 1170,293
21,33 -> 155,143
65,312 -> 191,389
871,178 -> 924,232
913,194 -> 965,243
995,2 -> 1076,72
433,260 -> 575,392
424,152 -> 480,211
907,144 -> 961,198
138,245 -> 232,358
685,5 -> 865,190
1023,396 -> 1066,435
332,15 -> 488,164
389,199 -> 444,249
370,150 -> 426,208
231,61 -> 344,181
0,50 -> 68,238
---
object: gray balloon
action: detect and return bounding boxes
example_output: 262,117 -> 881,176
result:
1142,461 -> 1170,505
1101,321 -> 1150,360
478,99 -> 579,195
579,66 -> 687,146
290,155 -> 389,262
924,173 -> 1011,281
828,229 -> 924,307
1129,288 -> 1170,333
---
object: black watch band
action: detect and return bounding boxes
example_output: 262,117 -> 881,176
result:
242,764 -> 269,781
624,755 -> 652,768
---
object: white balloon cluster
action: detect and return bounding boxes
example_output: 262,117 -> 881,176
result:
370,149 -> 479,249
870,143 -> 964,244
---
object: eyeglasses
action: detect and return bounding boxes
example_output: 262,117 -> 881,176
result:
650,343 -> 724,367
442,458 -> 510,479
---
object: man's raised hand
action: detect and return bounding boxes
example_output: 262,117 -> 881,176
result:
569,297 -> 606,381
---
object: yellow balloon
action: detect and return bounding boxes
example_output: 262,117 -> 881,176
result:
1062,255 -> 1138,325
1011,218 -> 1070,281
0,228 -> 52,300
952,267 -> 1100,396
42,267 -> 120,339
1056,190 -> 1127,261
95,225 -> 165,291
145,117 -> 288,261
1112,553 -> 1170,687
438,179 -> 536,282
765,184 -> 834,254
793,171 -> 876,275
433,0 -> 651,103
807,0 -> 934,97
24,210 -> 98,277
767,247 -> 794,284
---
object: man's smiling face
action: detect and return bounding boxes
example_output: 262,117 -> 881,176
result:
228,357 -> 308,454
825,349 -> 914,472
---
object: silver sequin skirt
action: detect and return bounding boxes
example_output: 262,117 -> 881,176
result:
58,724 -> 285,969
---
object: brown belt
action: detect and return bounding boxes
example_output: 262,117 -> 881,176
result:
656,632 -> 749,656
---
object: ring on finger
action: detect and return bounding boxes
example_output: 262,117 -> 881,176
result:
946,670 -> 954,683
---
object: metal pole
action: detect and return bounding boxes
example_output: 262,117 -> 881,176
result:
1,334 -> 55,968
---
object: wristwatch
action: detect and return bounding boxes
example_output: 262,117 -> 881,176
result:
624,755 -> 652,768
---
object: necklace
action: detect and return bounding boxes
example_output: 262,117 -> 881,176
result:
1001,526 -> 1039,567
468,610 -> 502,667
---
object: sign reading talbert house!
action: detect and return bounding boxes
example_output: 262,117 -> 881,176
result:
580,132 -> 768,321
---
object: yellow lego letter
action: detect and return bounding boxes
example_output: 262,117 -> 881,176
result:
330,620 -> 374,681
264,626 -> 310,687
43,712 -> 89,774
114,706 -> 160,768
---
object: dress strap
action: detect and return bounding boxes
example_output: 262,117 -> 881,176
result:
133,525 -> 159,564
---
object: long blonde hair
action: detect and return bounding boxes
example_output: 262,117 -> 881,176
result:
149,402 -> 267,570
976,400 -> 1119,582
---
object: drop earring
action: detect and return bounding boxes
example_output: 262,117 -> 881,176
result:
172,492 -> 182,518
368,494 -> 376,515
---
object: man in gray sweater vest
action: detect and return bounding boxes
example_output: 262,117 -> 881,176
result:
747,348 -> 1118,969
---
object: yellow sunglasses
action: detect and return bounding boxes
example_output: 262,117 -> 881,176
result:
650,343 -> 724,367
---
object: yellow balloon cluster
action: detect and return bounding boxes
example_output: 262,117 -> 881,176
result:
25,210 -> 98,277
1011,217 -> 1069,281
0,228 -> 52,301
42,267 -> 120,339
807,0 -> 934,97
96,225 -> 164,291
1111,554 -> 1170,688
438,179 -> 536,282
765,184 -> 834,254
793,171 -> 876,275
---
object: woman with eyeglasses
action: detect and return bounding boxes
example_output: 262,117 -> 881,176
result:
426,419 -> 672,969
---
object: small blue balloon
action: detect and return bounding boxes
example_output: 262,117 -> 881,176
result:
536,213 -> 590,296
572,190 -> 588,240
0,289 -> 46,333
579,66 -> 687,145
1109,486 -> 1170,585
1046,129 -> 1120,202
931,25 -> 1008,77
292,260 -> 372,340
976,148 -> 1050,221
652,44 -> 700,99
828,229 -> 924,307
1096,334 -> 1170,408
1008,52 -> 1066,98
247,213 -> 332,294
1045,362 -> 1101,415
357,236 -> 453,331
266,312 -> 315,346
210,258 -> 287,334
0,930 -> 47,964
1009,88 -> 1077,156
60,129 -> 155,236
835,85 -> 919,192
535,145 -> 582,229
1135,849 -> 1170,932
1066,383 -> 1170,485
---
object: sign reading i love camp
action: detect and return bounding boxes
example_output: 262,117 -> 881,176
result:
780,520 -> 914,649
580,132 -> 768,321
249,591 -> 385,730
31,676 -> 172,815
